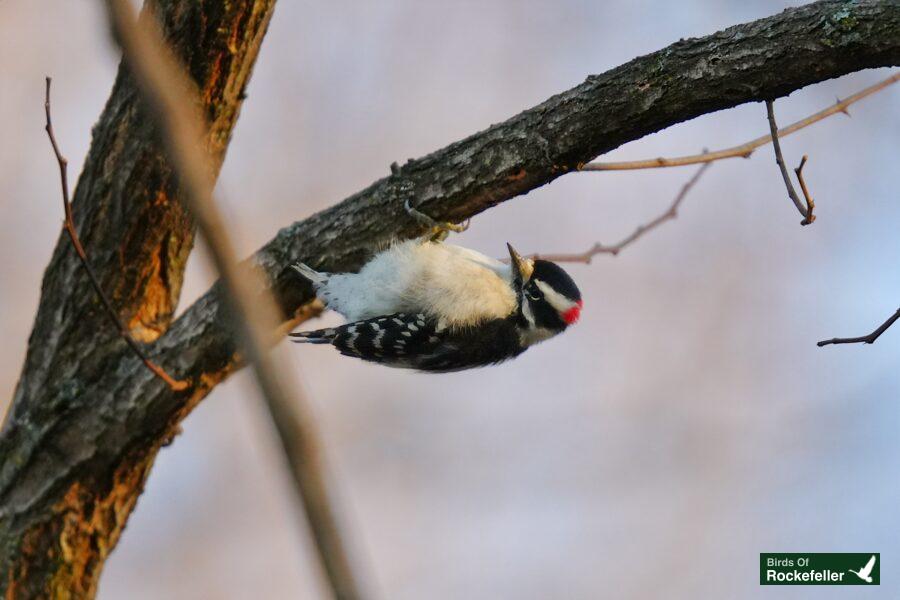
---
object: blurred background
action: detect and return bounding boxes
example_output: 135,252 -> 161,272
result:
2,1 -> 899,598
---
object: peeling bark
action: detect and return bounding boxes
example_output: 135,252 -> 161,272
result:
2,0 -> 898,597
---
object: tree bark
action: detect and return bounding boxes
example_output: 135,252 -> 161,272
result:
1,0 -> 277,597
1,0 -> 898,597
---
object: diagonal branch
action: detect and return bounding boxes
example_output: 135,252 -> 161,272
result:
44,77 -> 188,391
104,1 -> 368,598
818,308 -> 900,346
581,72 -> 899,171
529,162 -> 712,263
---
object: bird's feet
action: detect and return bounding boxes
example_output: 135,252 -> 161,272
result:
404,199 -> 469,242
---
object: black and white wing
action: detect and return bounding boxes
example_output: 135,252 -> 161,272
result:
290,313 -> 524,372
291,313 -> 441,369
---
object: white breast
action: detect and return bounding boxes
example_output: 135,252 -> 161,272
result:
318,240 -> 517,328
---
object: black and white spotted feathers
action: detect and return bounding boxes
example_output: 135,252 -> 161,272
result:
291,313 -> 434,358
289,312 -> 527,372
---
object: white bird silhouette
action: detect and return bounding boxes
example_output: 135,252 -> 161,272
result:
848,555 -> 877,583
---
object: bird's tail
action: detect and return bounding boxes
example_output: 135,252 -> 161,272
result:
290,263 -> 336,343
291,262 -> 327,286
289,327 -> 337,344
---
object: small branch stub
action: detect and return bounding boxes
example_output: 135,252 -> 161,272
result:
794,155 -> 815,224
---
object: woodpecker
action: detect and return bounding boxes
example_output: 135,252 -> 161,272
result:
289,203 -> 582,372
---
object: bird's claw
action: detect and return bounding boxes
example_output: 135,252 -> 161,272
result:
404,199 -> 468,241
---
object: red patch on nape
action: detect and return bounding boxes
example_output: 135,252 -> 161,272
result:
562,300 -> 583,325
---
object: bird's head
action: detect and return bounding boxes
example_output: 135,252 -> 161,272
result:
507,243 -> 582,345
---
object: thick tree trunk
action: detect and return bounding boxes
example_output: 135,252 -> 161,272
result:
1,0 -> 898,597
1,0 -> 276,597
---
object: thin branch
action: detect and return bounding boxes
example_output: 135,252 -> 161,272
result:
531,161 -> 712,264
793,154 -> 816,221
103,2 -> 368,599
818,308 -> 900,347
581,72 -> 899,171
765,99 -> 813,224
43,77 -> 188,392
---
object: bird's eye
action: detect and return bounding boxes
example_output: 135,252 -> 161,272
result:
525,287 -> 542,301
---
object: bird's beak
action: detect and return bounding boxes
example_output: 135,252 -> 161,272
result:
507,243 -> 534,285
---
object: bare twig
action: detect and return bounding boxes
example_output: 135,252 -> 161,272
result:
765,99 -> 813,225
530,162 -> 711,264
103,2 -> 368,599
581,73 -> 899,171
793,155 -> 815,221
44,77 -> 188,392
818,308 -> 900,347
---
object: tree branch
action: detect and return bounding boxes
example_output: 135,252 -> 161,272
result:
3,0 -> 899,596
44,77 -> 188,392
794,155 -> 817,221
11,0 -> 278,416
529,162 -> 712,263
581,72 -> 899,171
766,99 -> 815,224
103,1 -> 367,597
3,0 -> 280,596
818,308 -> 900,346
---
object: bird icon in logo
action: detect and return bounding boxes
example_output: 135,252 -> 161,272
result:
848,555 -> 877,583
